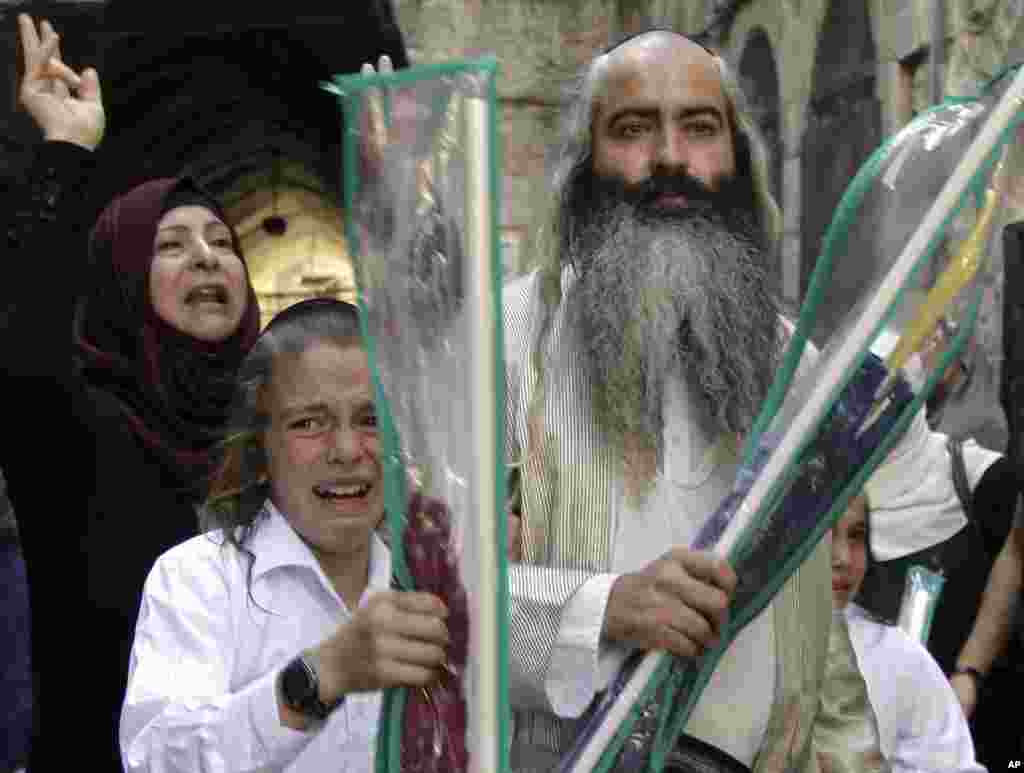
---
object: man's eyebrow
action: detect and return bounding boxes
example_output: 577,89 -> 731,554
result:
605,104 -> 725,126
279,402 -> 329,419
674,105 -> 725,123
605,105 -> 659,125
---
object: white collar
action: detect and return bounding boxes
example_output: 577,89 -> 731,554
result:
248,500 -> 391,596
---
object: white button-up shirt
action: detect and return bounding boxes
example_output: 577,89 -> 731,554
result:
843,604 -> 984,772
120,502 -> 392,773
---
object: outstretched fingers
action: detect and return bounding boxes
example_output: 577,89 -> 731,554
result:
16,14 -> 52,77
19,16 -> 81,97
48,32 -> 70,100
362,54 -> 395,166
14,14 -> 105,149
19,15 -> 56,80
17,14 -> 40,55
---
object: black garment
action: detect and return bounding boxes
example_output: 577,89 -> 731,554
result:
0,467 -> 31,773
967,458 -> 1024,768
0,143 -> 208,770
856,456 -> 1017,668
854,518 -> 988,672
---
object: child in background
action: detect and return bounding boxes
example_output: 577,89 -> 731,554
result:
812,494 -> 982,773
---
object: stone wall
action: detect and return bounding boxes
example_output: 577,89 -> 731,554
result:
394,0 -> 666,272
8,1 -> 1022,345
395,0 -> 1023,367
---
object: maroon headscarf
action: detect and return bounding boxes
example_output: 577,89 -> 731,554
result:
73,177 -> 261,488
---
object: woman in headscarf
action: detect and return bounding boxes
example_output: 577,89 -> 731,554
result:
0,15 -> 259,769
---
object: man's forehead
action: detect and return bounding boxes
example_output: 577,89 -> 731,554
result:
594,34 -> 726,115
605,30 -> 709,63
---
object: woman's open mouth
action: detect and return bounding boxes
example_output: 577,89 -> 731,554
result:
186,285 -> 229,305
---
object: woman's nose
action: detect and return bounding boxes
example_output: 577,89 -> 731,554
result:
189,238 -> 219,269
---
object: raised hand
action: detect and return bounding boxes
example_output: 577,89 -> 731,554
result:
18,14 -> 105,151
361,54 -> 394,169
603,547 -> 737,658
358,54 -> 433,188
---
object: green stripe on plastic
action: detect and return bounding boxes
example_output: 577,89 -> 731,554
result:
485,58 -> 513,773
324,56 -> 509,773
742,96 -> 988,468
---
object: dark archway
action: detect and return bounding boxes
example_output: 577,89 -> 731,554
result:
1,1 -> 408,211
738,26 -> 782,289
800,0 -> 881,341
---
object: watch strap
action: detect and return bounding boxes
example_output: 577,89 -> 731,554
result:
281,653 -> 344,720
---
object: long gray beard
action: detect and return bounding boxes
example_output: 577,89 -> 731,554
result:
565,203 -> 780,466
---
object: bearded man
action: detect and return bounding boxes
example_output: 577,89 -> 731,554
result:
503,31 -> 833,772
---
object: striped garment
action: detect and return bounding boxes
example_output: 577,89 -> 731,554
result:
502,268 -> 833,773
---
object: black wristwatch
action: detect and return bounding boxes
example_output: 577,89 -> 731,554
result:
278,653 -> 344,721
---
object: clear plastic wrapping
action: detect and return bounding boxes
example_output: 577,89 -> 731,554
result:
561,66 -> 1024,773
326,57 -> 508,773
898,565 -> 946,644
327,56 -> 1023,772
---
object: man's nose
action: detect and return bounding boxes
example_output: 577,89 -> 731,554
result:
653,126 -> 688,172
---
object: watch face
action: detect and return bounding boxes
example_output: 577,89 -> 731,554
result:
282,658 -> 316,707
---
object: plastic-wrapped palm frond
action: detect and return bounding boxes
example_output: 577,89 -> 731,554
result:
557,64 -> 1024,773
324,57 -> 509,773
